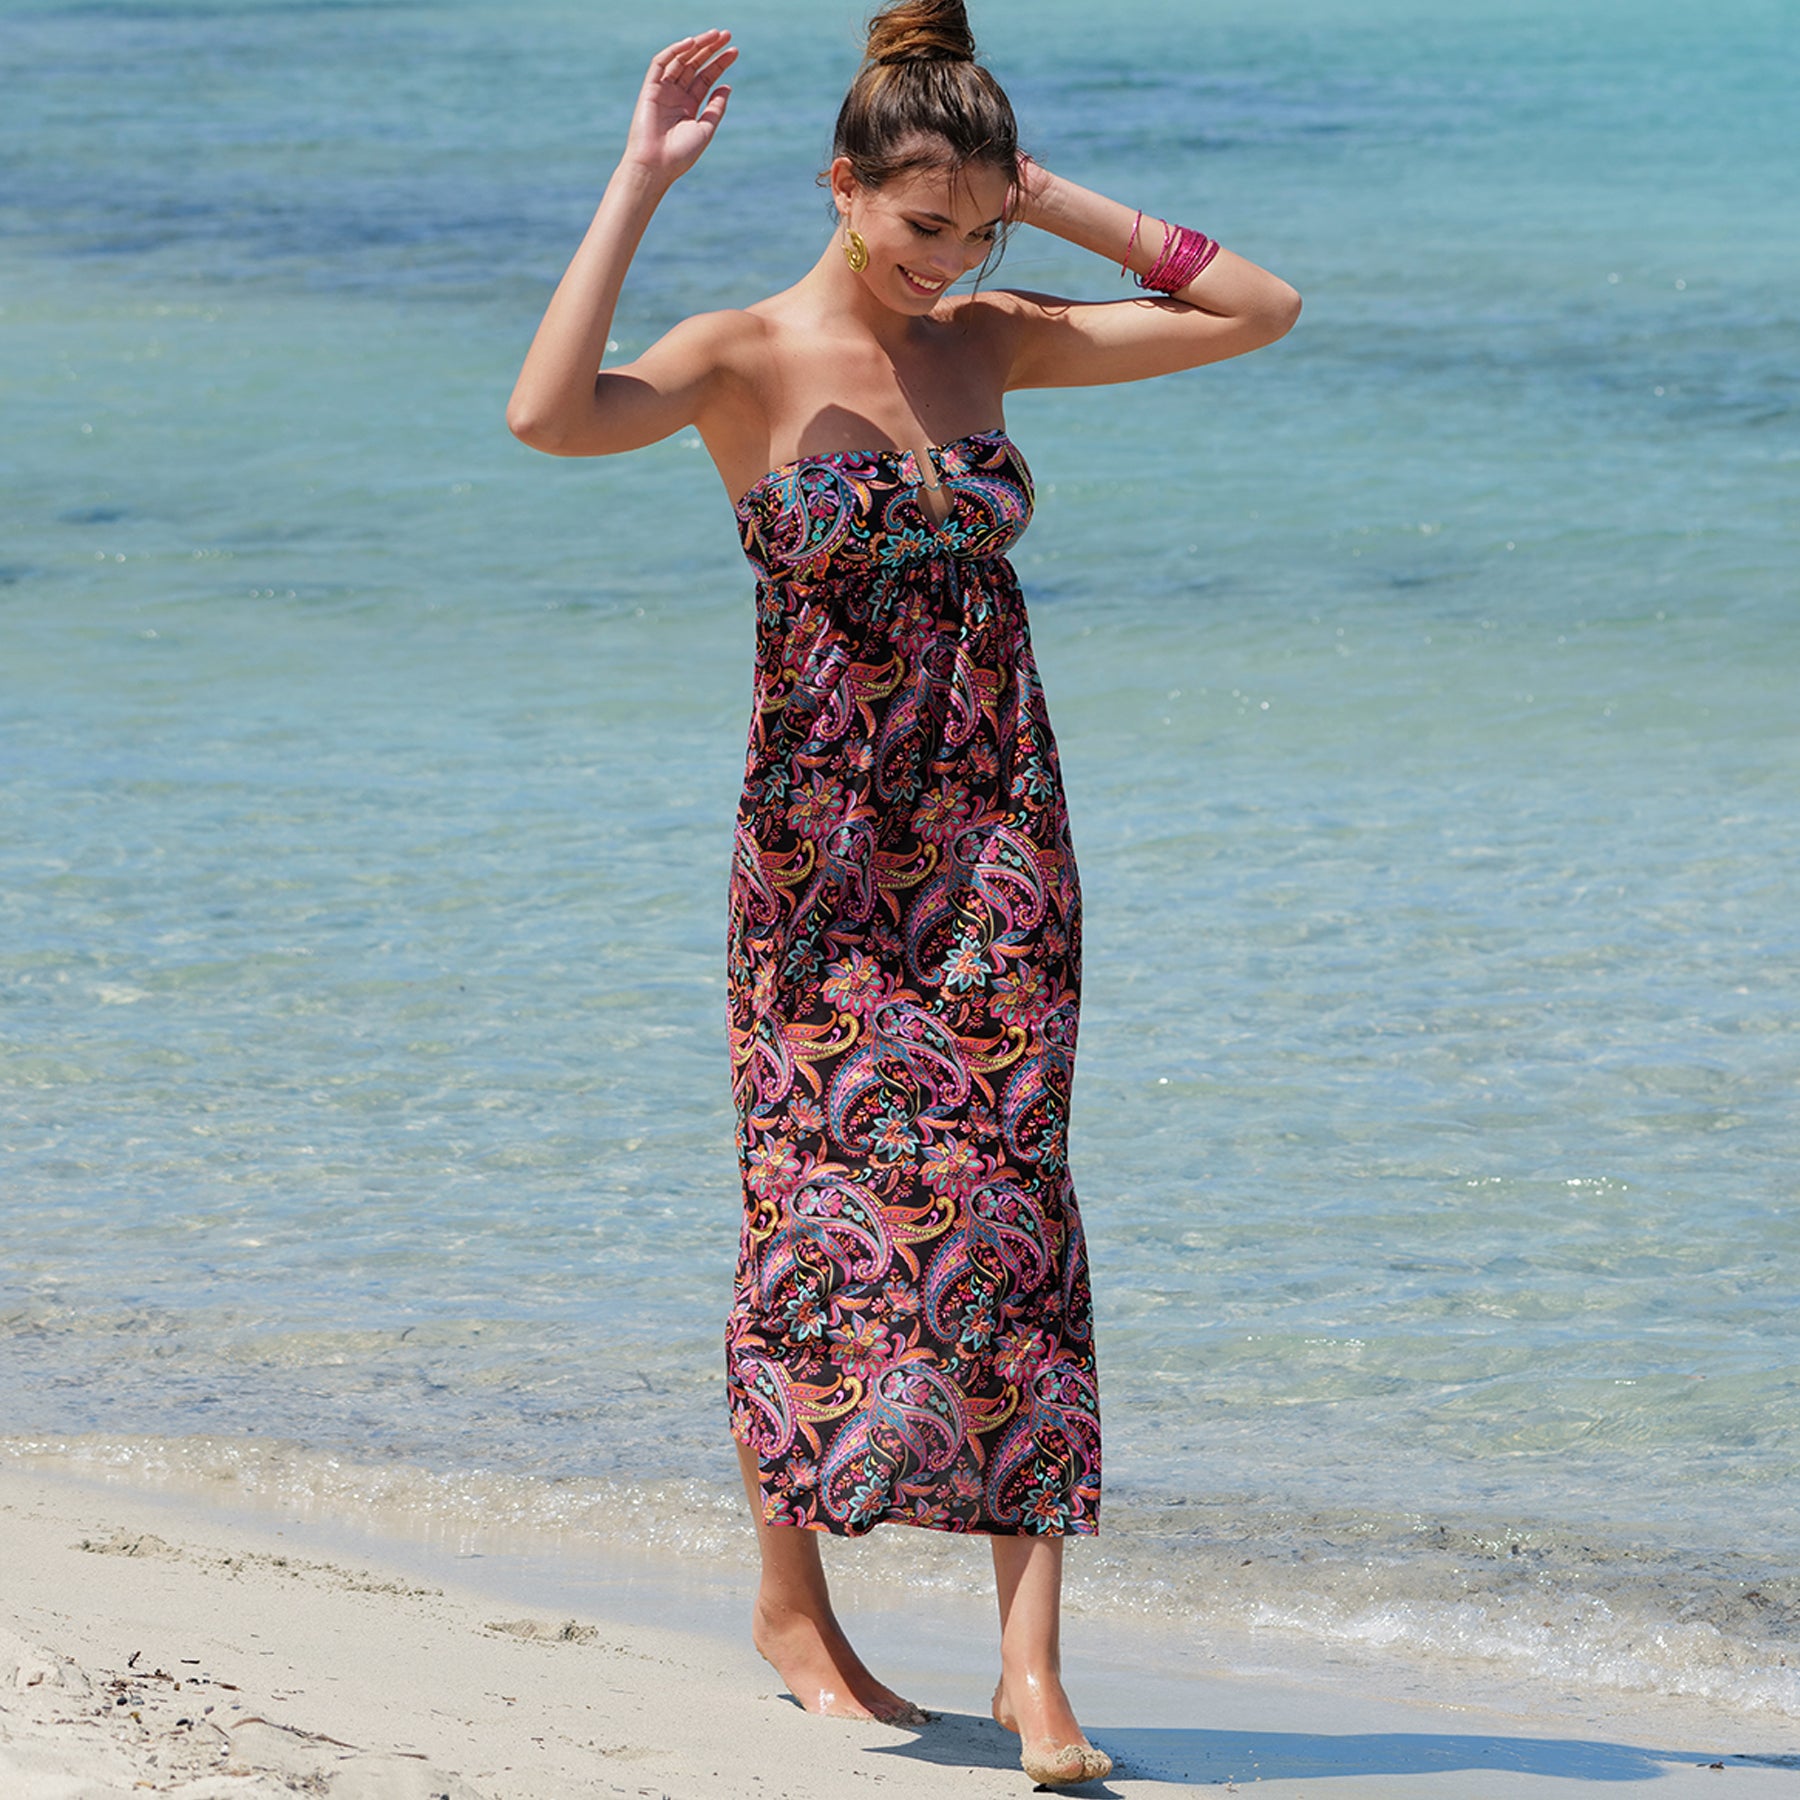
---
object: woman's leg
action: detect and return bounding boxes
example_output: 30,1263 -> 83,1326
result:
990,1534 -> 1111,1784
736,1440 -> 925,1724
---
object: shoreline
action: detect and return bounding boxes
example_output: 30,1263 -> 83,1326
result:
9,1431 -> 1798,1721
4,1462 -> 1796,1797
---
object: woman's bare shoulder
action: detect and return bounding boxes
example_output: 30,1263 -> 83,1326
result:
940,286 -> 1067,341
953,287 -> 1076,320
633,305 -> 772,377
928,289 -> 1053,380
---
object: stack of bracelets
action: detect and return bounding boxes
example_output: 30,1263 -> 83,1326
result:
1122,211 -> 1221,294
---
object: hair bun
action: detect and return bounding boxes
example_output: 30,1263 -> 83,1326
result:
865,0 -> 976,66
834,0 -> 1015,189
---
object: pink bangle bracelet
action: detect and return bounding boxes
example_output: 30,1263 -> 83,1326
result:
1136,221 -> 1221,294
1120,208 -> 1143,277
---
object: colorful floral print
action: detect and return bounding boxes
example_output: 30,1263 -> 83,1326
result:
725,431 -> 1100,1537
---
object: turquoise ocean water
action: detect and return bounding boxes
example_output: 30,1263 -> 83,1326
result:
4,0 -> 1797,1715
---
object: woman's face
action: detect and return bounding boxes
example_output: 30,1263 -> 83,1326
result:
834,150 -> 1013,311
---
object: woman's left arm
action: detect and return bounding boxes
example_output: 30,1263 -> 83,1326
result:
997,163 -> 1301,390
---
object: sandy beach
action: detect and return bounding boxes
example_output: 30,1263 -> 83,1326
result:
3,1463 -> 1794,1799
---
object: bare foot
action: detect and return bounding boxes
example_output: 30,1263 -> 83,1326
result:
753,1597 -> 928,1726
993,1669 -> 1111,1788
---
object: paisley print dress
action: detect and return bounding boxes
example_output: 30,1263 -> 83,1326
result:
724,429 -> 1100,1537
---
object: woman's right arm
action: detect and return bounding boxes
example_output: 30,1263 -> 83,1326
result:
506,31 -> 738,458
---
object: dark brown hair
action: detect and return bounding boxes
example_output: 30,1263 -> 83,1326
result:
833,0 -> 1020,187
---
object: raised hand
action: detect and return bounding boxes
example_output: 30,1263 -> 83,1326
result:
1006,151 -> 1055,230
624,30 -> 737,184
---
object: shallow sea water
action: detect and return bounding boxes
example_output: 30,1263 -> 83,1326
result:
4,0 -> 1798,1715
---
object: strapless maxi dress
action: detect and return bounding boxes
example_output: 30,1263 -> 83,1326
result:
724,429 -> 1100,1537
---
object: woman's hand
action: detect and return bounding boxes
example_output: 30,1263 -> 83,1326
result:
623,30 -> 737,185
508,31 -> 738,455
1007,151 -> 1056,230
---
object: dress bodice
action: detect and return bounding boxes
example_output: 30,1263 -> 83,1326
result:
733,430 -> 1033,588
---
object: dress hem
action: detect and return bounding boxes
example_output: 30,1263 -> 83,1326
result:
732,1426 -> 1100,1540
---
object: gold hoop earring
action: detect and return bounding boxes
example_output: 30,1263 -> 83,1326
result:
842,227 -> 869,274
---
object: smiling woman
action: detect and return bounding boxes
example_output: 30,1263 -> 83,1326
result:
506,0 -> 1297,1788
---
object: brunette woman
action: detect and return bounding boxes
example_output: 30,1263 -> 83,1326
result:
509,2 -> 1298,1785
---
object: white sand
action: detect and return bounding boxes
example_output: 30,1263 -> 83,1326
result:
2,1463 -> 1794,1798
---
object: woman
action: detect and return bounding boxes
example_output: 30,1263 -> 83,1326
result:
509,1 -> 1297,1785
